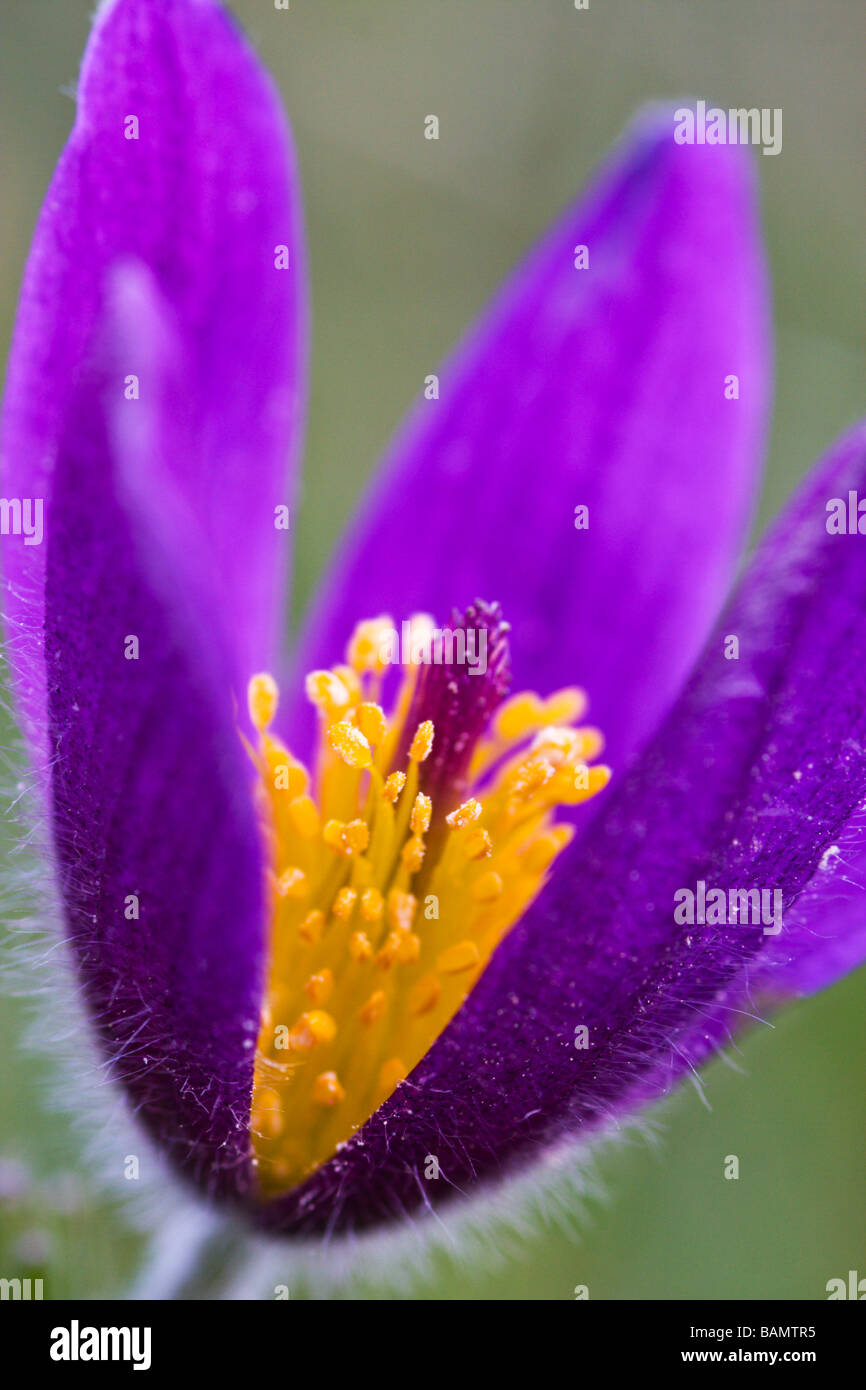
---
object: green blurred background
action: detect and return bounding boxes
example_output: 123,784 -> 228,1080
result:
0,0 -> 864,1299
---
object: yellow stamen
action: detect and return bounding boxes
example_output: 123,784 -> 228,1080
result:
288,1011 -> 337,1051
248,673 -> 279,733
251,1086 -> 283,1139
410,793 -> 432,835
493,691 -> 544,742
349,930 -> 373,962
312,1071 -> 346,1107
472,870 -> 503,902
347,616 -> 394,674
299,909 -> 325,944
437,939 -> 481,974
464,827 -> 493,860
357,702 -> 387,746
523,825 -> 575,872
387,889 -> 416,932
401,835 -> 426,873
306,670 -> 353,721
247,625 -> 610,1197
359,989 -> 388,1027
327,721 -> 373,770
276,867 -> 308,899
396,931 -> 421,964
332,887 -> 358,920
382,772 -> 406,803
446,797 -> 482,829
543,686 -> 587,725
360,887 -> 384,922
409,973 -> 441,1016
323,819 -> 370,856
305,969 -> 334,1004
409,720 -> 434,762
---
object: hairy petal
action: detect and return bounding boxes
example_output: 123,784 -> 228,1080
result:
2,0 -> 306,762
289,107 -> 770,774
45,281 -> 263,1198
755,819 -> 866,997
260,422 -> 866,1235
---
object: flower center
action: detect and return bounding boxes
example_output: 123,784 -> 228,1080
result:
246,603 -> 610,1196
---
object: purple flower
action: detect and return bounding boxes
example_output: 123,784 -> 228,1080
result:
2,0 -> 865,1241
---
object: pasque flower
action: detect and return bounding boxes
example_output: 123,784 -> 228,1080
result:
2,0 -> 865,1240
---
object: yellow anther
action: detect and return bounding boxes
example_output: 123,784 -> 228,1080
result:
333,664 -> 363,704
517,749 -> 556,786
312,1071 -> 346,1107
359,989 -> 388,1027
446,797 -> 482,829
409,720 -> 435,762
437,939 -> 481,974
323,819 -> 370,856
401,835 -> 426,873
387,889 -> 417,932
493,692 -> 544,742
396,931 -> 421,964
266,747 -> 307,797
378,1058 -> 408,1093
298,909 -> 325,944
360,888 -> 384,923
409,973 -> 441,1016
552,823 -> 576,850
305,669 -> 353,720
357,702 -> 387,745
332,887 -> 358,920
349,930 -> 373,962
382,771 -> 406,802
323,820 -> 346,853
576,727 -> 605,761
472,870 -> 503,903
305,969 -> 334,1004
505,756 -> 554,803
347,616 -> 394,674
532,725 -> 583,758
288,794 -> 320,839
251,1087 -> 283,1139
288,1010 -> 337,1051
248,673 -> 279,733
277,867 -> 308,899
346,820 -> 370,852
524,825 -> 575,873
463,827 -> 493,860
410,793 -> 432,835
542,686 -> 587,725
327,721 -> 373,770
557,763 -> 611,804
376,932 -> 403,969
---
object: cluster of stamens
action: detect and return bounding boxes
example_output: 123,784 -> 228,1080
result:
247,610 -> 610,1195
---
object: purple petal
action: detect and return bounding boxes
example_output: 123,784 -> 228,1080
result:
287,107 -> 769,777
45,281 -> 263,1198
260,421 -> 866,1235
2,0 -> 307,763
754,822 -> 866,997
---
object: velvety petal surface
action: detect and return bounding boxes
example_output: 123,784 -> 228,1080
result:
45,277 -> 263,1198
288,107 -> 770,778
755,822 -> 866,997
1,0 -> 306,762
262,422 -> 866,1235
